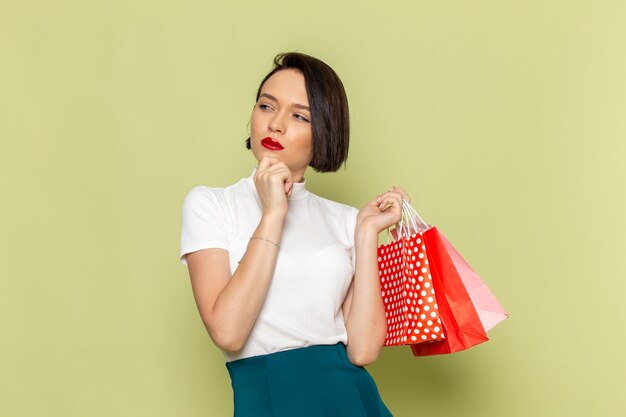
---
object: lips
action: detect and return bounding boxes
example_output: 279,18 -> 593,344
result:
261,137 -> 284,151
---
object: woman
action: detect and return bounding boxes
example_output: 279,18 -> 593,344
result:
180,52 -> 411,417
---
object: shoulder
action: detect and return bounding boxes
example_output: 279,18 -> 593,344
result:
182,185 -> 226,210
182,177 -> 254,226
183,178 -> 248,208
181,186 -> 230,225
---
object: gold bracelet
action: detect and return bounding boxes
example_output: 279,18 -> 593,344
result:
249,236 -> 280,249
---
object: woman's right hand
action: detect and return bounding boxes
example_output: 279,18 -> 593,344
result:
253,156 -> 294,219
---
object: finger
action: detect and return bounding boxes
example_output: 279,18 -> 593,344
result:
373,191 -> 400,207
262,163 -> 293,195
264,162 -> 289,175
258,161 -> 290,180
257,156 -> 279,173
265,158 -> 287,170
377,192 -> 403,210
378,195 -> 404,225
387,186 -> 411,204
379,190 -> 403,203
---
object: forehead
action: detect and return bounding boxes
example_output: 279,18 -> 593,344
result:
260,69 -> 309,104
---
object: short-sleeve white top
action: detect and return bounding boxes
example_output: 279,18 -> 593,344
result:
180,167 -> 359,362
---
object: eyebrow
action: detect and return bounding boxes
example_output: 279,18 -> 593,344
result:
259,93 -> 310,111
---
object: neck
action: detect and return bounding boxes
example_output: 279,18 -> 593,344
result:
290,167 -> 307,183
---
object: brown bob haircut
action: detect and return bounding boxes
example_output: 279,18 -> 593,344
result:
245,52 -> 350,173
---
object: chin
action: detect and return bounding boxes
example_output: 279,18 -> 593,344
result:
263,147 -> 283,155
254,146 -> 284,160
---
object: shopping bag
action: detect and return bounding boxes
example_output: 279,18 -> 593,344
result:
377,209 -> 445,346
439,231 -> 509,332
396,202 -> 508,356
410,225 -> 489,355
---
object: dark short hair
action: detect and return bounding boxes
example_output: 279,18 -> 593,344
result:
245,52 -> 350,173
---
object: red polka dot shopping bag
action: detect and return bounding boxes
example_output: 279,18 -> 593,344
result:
378,201 -> 508,355
377,203 -> 446,347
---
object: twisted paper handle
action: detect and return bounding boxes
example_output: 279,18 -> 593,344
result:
386,200 -> 430,243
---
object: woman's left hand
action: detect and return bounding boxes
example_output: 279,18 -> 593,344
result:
356,186 -> 412,234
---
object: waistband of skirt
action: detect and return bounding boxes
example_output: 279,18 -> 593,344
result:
225,343 -> 347,371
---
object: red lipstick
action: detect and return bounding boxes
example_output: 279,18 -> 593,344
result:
261,137 -> 284,151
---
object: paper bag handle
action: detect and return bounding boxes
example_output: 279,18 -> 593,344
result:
386,200 -> 430,243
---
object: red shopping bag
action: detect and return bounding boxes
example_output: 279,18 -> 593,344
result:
410,226 -> 491,356
385,201 -> 508,356
438,231 -> 509,333
378,232 -> 445,346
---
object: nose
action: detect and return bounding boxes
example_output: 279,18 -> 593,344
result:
268,111 -> 286,134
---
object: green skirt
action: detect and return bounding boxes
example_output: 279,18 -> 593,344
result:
225,342 -> 393,417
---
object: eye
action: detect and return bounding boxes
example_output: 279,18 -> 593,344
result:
258,103 -> 272,111
294,113 -> 310,122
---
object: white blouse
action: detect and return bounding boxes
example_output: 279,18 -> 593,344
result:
180,168 -> 359,362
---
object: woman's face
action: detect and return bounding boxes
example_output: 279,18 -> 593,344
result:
249,69 -> 313,180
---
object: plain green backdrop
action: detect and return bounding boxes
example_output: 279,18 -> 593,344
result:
1,1 -> 625,416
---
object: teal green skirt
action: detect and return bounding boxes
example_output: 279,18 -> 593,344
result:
225,343 -> 393,417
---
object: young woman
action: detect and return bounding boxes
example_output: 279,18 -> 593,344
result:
180,52 -> 411,417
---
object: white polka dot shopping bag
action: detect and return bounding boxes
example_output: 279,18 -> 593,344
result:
378,201 -> 509,355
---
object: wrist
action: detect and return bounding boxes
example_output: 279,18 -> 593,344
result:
355,221 -> 379,243
260,213 -> 286,228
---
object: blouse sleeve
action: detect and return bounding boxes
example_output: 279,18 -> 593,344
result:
179,186 -> 229,266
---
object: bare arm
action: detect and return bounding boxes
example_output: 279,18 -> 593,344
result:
342,187 -> 411,366
187,214 -> 284,351
186,157 -> 293,352
342,224 -> 388,366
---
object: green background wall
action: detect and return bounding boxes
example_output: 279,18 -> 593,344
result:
1,1 -> 625,416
